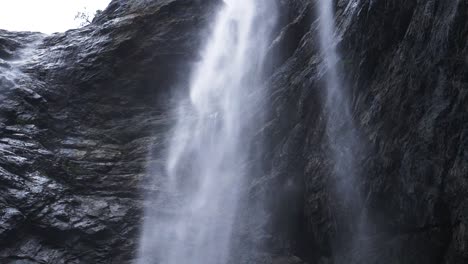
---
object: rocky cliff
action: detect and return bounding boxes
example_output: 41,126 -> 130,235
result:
0,0 -> 467,263
265,0 -> 468,263
0,0 -> 219,262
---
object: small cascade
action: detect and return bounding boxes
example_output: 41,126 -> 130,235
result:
0,34 -> 44,90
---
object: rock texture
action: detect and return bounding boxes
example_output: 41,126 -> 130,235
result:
0,0 -> 467,263
264,0 -> 468,263
0,0 -> 220,263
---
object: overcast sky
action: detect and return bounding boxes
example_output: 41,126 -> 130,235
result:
0,0 -> 111,34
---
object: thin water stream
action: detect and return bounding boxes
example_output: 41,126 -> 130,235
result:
316,0 -> 369,261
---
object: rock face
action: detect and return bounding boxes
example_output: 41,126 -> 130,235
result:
0,0 -> 467,263
264,0 -> 468,263
0,0 -> 220,263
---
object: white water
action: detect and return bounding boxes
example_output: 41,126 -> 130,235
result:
317,0 -> 369,261
318,0 -> 342,106
138,1 -> 276,263
318,0 -> 358,193
0,36 -> 44,90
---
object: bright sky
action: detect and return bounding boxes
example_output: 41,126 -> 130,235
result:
0,0 -> 111,34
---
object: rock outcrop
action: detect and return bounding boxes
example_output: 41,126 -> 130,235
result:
0,0 -> 467,263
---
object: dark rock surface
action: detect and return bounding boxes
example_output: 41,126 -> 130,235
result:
0,0 -> 220,263
0,0 -> 467,263
264,0 -> 468,263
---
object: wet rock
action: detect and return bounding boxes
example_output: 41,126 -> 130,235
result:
263,0 -> 468,263
0,0 -> 466,263
0,0 -> 220,263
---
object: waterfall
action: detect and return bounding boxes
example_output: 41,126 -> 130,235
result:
137,1 -> 276,263
318,0 -> 358,190
316,0 -> 368,261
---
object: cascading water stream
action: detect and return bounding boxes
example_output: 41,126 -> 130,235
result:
0,36 -> 44,87
318,0 -> 358,189
138,1 -> 276,263
316,0 -> 369,261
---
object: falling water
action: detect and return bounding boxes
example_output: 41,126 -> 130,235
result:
318,0 -> 358,184
316,0 -> 368,261
0,35 -> 44,91
138,1 -> 276,264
